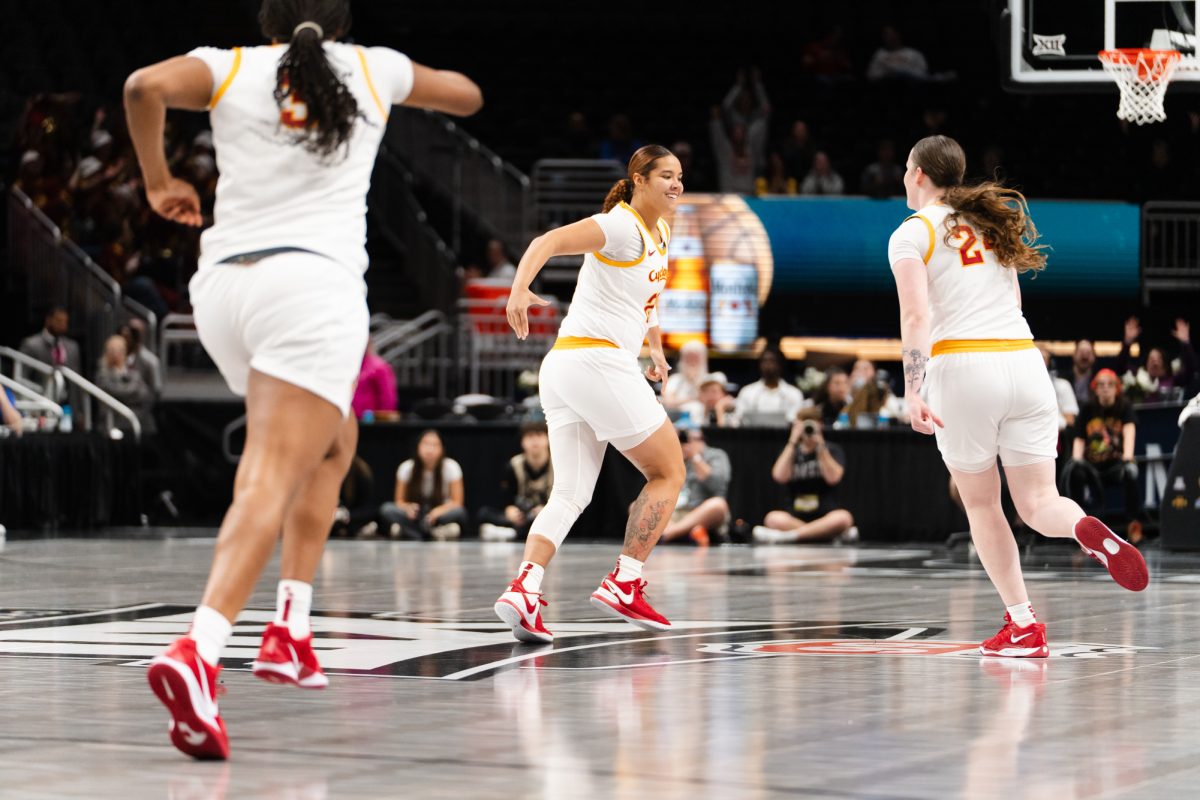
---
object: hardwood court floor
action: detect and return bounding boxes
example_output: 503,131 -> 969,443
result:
0,534 -> 1196,799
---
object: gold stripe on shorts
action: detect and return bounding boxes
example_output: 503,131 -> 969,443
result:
552,336 -> 619,351
931,339 -> 1035,356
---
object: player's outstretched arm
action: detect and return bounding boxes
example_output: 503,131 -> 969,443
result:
124,56 -> 212,227
405,64 -> 483,117
506,220 -> 606,340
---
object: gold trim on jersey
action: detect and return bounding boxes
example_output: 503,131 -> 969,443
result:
593,236 -> 647,268
552,336 -> 619,351
931,339 -> 1035,356
620,202 -> 667,255
657,217 -> 671,246
209,47 -> 243,109
356,46 -> 388,121
904,213 -> 936,265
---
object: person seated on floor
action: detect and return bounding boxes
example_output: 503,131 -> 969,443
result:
1062,368 -> 1143,541
380,429 -> 467,540
754,417 -> 856,544
331,456 -> 377,538
658,427 -> 732,546
479,421 -> 554,541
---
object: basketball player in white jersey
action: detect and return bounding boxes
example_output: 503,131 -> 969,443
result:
124,0 -> 481,759
494,145 -> 686,642
889,135 -> 1148,658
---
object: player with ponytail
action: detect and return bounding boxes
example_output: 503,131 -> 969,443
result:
888,134 -> 1148,660
125,0 -> 481,759
494,144 -> 687,643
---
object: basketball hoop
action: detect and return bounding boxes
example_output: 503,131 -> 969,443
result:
1098,49 -> 1182,125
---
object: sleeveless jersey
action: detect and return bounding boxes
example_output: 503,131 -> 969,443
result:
887,202 -> 1033,349
187,43 -> 414,276
555,202 -> 671,355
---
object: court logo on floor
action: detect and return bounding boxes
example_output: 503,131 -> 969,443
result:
696,639 -> 1155,659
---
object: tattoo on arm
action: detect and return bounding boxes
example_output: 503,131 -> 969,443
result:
623,488 -> 670,559
903,347 -> 928,393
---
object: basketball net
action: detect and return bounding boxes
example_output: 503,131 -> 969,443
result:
1098,49 -> 1182,125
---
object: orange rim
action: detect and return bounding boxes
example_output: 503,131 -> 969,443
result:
1098,48 -> 1181,82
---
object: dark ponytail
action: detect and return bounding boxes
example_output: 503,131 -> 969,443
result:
259,0 -> 360,159
602,144 -> 674,212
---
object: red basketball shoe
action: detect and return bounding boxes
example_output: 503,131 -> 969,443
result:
494,575 -> 553,644
148,637 -> 230,760
589,568 -> 672,631
251,623 -> 329,689
1075,516 -> 1149,592
979,613 -> 1049,658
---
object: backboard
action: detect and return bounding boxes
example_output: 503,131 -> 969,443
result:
1003,0 -> 1200,90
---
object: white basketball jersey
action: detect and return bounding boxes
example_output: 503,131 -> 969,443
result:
888,202 -> 1033,344
187,43 -> 414,276
556,202 -> 671,355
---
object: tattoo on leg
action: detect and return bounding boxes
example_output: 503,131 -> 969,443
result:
903,348 -> 928,393
624,488 -> 669,557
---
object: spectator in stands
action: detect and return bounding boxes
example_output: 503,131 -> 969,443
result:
331,456 -> 376,538
659,427 -> 731,546
866,25 -> 929,83
485,238 -> 516,280
671,140 -> 709,192
1064,369 -> 1142,540
779,120 -> 816,185
478,421 -> 554,542
803,366 -> 851,427
756,152 -> 797,196
120,318 -> 162,396
351,339 -> 398,420
689,372 -> 738,428
860,139 -> 905,198
1,389 -> 21,437
380,429 -> 467,540
754,417 -> 856,544
15,150 -> 73,230
1071,339 -> 1097,406
710,107 -> 766,195
799,152 -> 845,196
1117,316 -> 1196,400
663,340 -> 708,411
802,26 -> 854,85
722,67 -> 771,131
844,359 -> 897,424
1039,343 -> 1078,430
598,113 -> 642,165
96,333 -> 155,434
553,111 -> 597,158
20,306 -> 81,374
735,349 -> 803,426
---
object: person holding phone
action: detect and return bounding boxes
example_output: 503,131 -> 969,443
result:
753,418 -> 856,544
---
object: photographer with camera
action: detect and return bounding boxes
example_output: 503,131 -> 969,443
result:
753,418 -> 857,544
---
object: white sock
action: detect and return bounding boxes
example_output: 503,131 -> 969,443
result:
188,605 -> 233,666
1007,601 -> 1037,629
614,554 -> 644,583
517,561 -> 544,593
276,579 -> 313,639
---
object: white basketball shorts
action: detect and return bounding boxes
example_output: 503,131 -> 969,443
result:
924,347 -> 1059,473
189,252 -> 369,417
538,347 -> 668,449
